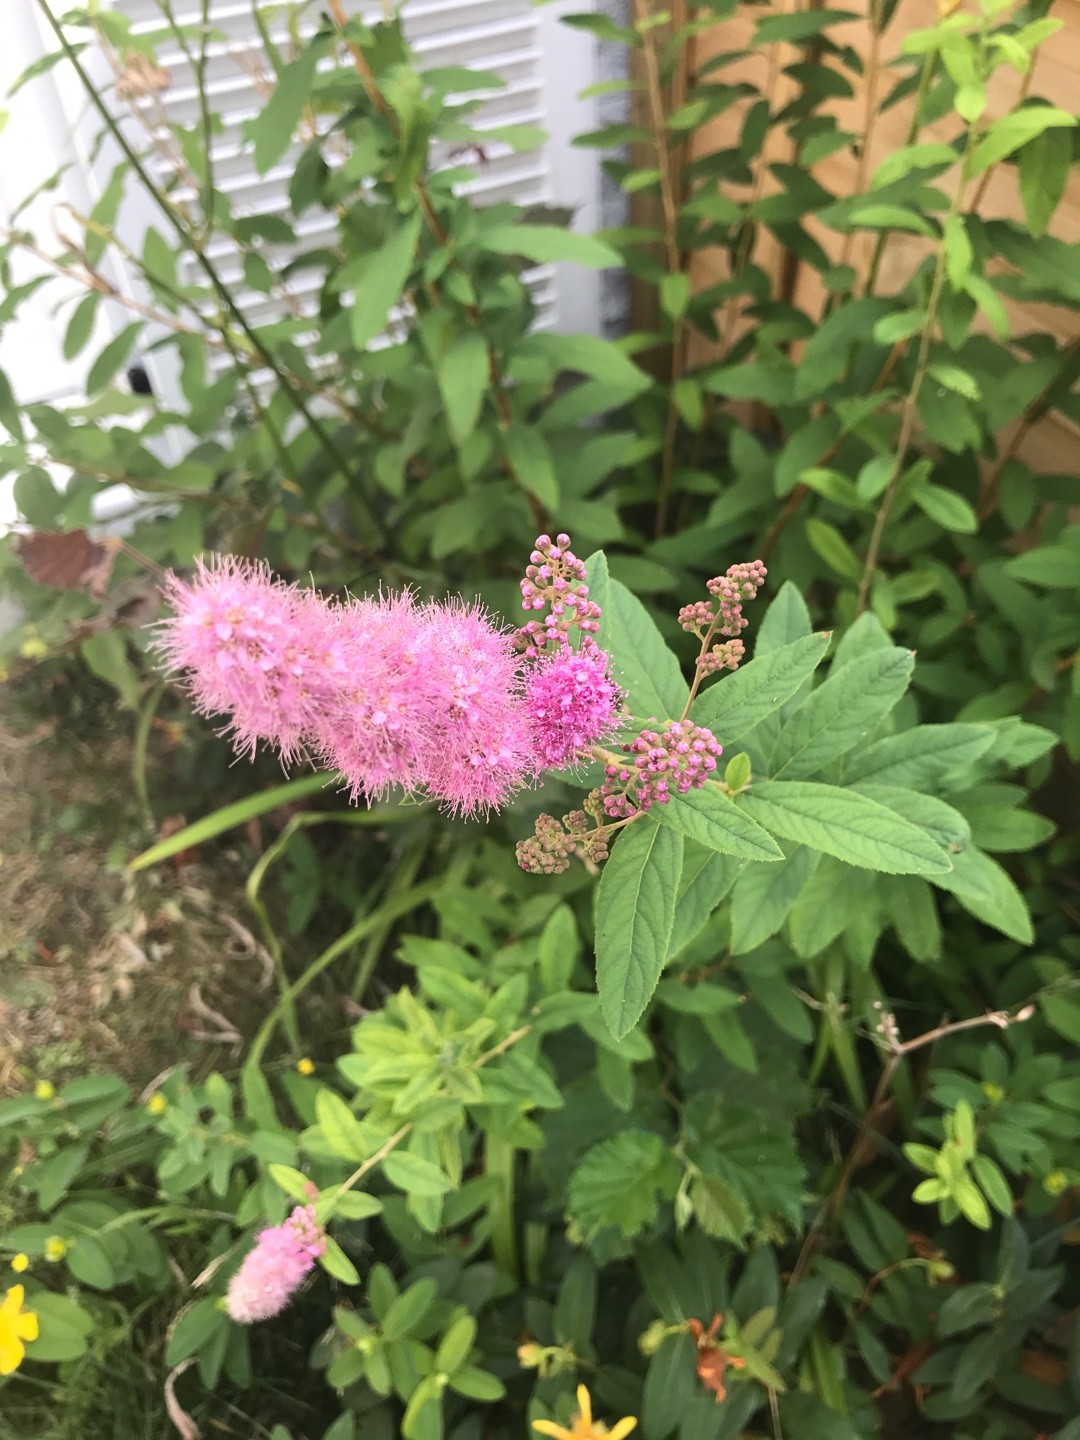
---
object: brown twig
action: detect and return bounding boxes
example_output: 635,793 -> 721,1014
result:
787,1002 -> 1035,1287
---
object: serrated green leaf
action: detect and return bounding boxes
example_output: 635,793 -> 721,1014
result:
657,786 -> 783,861
693,633 -> 831,742
730,845 -> 820,954
739,781 -> 952,874
770,646 -> 914,779
930,846 -> 1033,942
568,1130 -> 679,1237
595,819 -> 683,1038
843,723 -> 995,787
593,569 -> 688,721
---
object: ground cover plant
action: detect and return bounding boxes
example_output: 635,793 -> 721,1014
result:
1,1 -> 1078,1439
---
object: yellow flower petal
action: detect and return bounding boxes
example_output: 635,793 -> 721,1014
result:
576,1386 -> 593,1428
2,1285 -> 25,1315
0,1333 -> 25,1375
608,1419 -> 638,1440
15,1311 -> 38,1342
532,1424 -> 573,1440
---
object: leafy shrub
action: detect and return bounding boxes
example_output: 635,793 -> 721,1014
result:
2,1 -> 1078,1439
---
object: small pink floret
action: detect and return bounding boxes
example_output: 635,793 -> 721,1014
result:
225,1204 -> 327,1325
526,640 -> 622,769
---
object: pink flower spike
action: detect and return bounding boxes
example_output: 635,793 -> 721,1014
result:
526,639 -> 623,770
417,599 -> 534,816
225,1204 -> 327,1324
311,592 -> 431,805
156,556 -> 345,763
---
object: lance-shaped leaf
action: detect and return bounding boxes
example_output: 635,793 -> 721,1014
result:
738,781 -> 952,875
595,819 -> 684,1038
769,646 -> 914,778
693,633 -> 831,743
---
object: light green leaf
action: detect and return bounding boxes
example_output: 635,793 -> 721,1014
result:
770,646 -> 914,778
502,422 -> 559,508
843,723 -> 995,787
756,582 -> 812,652
806,517 -> 863,582
693,633 -> 831,742
480,224 -> 619,268
320,1235 -> 361,1286
929,846 -> 1033,943
730,845 -> 820,954
1003,544 -> 1080,589
350,210 -> 423,349
252,38 -> 324,174
315,1089 -> 367,1161
657,786 -> 783,862
851,785 -> 970,852
382,1151 -> 452,1196
926,362 -> 980,401
568,1130 -> 680,1237
436,330 -> 488,447
594,571 -> 689,721
24,1293 -> 94,1363
965,105 -> 1076,178
739,781 -> 952,874
595,819 -> 684,1039
913,483 -> 978,533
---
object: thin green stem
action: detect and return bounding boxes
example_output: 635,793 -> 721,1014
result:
862,54 -> 937,300
351,839 -> 429,1000
132,682 -> 165,827
247,876 -> 448,1071
855,104 -> 981,614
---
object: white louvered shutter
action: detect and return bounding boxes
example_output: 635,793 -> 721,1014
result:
106,0 -> 603,384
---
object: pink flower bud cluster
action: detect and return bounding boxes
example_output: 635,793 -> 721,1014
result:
517,533 -> 601,658
601,720 -> 722,816
678,559 -> 766,676
157,536 -> 622,816
225,1204 -> 327,1324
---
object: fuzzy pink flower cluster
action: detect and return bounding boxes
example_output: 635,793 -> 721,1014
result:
157,537 -> 622,814
225,1204 -> 326,1324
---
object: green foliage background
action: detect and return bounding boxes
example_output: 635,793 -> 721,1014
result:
1,1 -> 1078,1439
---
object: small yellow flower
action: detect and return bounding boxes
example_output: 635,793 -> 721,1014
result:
533,1384 -> 637,1440
44,1237 -> 67,1263
34,1081 -> 55,1101
296,1058 -> 315,1077
982,1082 -> 1005,1105
146,1094 -> 167,1116
9,1255 -> 28,1274
0,1285 -> 39,1375
1044,1170 -> 1070,1197
19,636 -> 49,661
